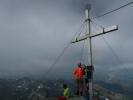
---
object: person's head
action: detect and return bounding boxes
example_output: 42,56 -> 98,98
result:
77,62 -> 81,67
86,65 -> 89,69
89,65 -> 93,67
87,65 -> 93,69
63,84 -> 67,89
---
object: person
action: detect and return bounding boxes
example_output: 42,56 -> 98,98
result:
63,84 -> 70,98
74,62 -> 85,96
83,65 -> 89,95
84,65 -> 94,95
58,84 -> 70,100
85,65 -> 94,82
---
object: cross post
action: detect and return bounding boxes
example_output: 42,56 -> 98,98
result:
71,6 -> 118,100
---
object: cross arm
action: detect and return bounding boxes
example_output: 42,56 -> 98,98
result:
71,25 -> 118,43
71,35 -> 88,43
90,25 -> 118,38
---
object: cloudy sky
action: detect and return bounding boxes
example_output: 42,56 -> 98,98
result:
0,0 -> 133,79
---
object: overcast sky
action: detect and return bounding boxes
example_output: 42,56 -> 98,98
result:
0,0 -> 133,80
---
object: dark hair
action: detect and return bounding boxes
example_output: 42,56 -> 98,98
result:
63,84 -> 67,89
78,63 -> 81,67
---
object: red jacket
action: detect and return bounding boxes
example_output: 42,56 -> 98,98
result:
74,66 -> 85,79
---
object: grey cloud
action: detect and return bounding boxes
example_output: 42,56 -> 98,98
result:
0,0 -> 133,79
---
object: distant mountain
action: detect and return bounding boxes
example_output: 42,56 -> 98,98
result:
0,77 -> 63,100
94,68 -> 133,98
0,77 -> 132,100
95,80 -> 133,100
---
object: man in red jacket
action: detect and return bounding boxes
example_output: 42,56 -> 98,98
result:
74,62 -> 85,96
